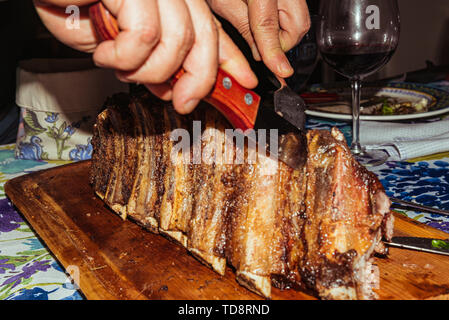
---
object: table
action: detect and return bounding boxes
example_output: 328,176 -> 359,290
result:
0,144 -> 82,299
1,96 -> 448,300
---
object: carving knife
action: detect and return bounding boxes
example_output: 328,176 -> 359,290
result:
390,197 -> 449,217
89,2 -> 308,169
386,237 -> 449,256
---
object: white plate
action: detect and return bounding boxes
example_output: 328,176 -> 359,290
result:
305,84 -> 449,121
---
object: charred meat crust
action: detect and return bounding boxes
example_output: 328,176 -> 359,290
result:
90,92 -> 392,300
299,129 -> 392,299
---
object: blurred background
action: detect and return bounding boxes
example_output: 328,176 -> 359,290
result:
379,0 -> 449,78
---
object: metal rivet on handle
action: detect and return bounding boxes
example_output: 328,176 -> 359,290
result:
244,93 -> 253,105
223,77 -> 232,89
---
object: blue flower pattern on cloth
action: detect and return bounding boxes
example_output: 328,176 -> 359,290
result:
16,136 -> 43,160
63,125 -> 76,137
6,287 -> 57,300
69,138 -> 93,161
44,112 -> 58,124
16,108 -> 95,160
376,160 -> 449,232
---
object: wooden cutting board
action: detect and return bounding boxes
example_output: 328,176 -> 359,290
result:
5,160 -> 449,300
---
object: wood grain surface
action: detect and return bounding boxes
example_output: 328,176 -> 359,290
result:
5,160 -> 449,300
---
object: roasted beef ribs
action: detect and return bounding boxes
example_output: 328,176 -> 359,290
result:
90,91 -> 393,300
301,128 -> 393,299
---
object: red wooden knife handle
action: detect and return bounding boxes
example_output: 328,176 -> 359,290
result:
89,2 -> 260,131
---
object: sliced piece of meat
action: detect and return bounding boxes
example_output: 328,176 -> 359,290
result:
299,128 -> 392,300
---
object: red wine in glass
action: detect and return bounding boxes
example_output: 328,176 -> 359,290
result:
321,45 -> 395,79
317,0 -> 400,166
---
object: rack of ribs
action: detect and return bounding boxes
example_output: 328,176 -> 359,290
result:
89,91 -> 393,300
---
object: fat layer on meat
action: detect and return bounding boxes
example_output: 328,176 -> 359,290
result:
90,91 -> 392,299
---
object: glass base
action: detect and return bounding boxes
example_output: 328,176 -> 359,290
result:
351,146 -> 389,167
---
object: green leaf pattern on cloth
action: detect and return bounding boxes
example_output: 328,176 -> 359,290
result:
0,145 -> 83,300
22,111 -> 46,137
15,108 -> 95,161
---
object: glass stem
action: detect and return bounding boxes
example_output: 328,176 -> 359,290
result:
350,78 -> 363,154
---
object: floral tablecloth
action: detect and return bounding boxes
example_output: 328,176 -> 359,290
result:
0,144 -> 82,299
0,82 -> 448,299
1,132 -> 448,300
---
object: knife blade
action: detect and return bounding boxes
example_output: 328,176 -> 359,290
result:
390,197 -> 449,217
89,2 -> 308,170
251,63 -> 307,132
386,236 -> 449,256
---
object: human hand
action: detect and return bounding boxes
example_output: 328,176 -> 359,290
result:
207,0 -> 311,78
33,0 -> 258,114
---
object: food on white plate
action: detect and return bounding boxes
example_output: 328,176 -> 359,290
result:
89,91 -> 393,300
307,95 -> 429,116
366,97 -> 429,115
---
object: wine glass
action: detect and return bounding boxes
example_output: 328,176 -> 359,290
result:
317,0 -> 400,166
286,15 -> 318,92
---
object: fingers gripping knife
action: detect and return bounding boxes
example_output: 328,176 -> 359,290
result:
89,2 -> 308,169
